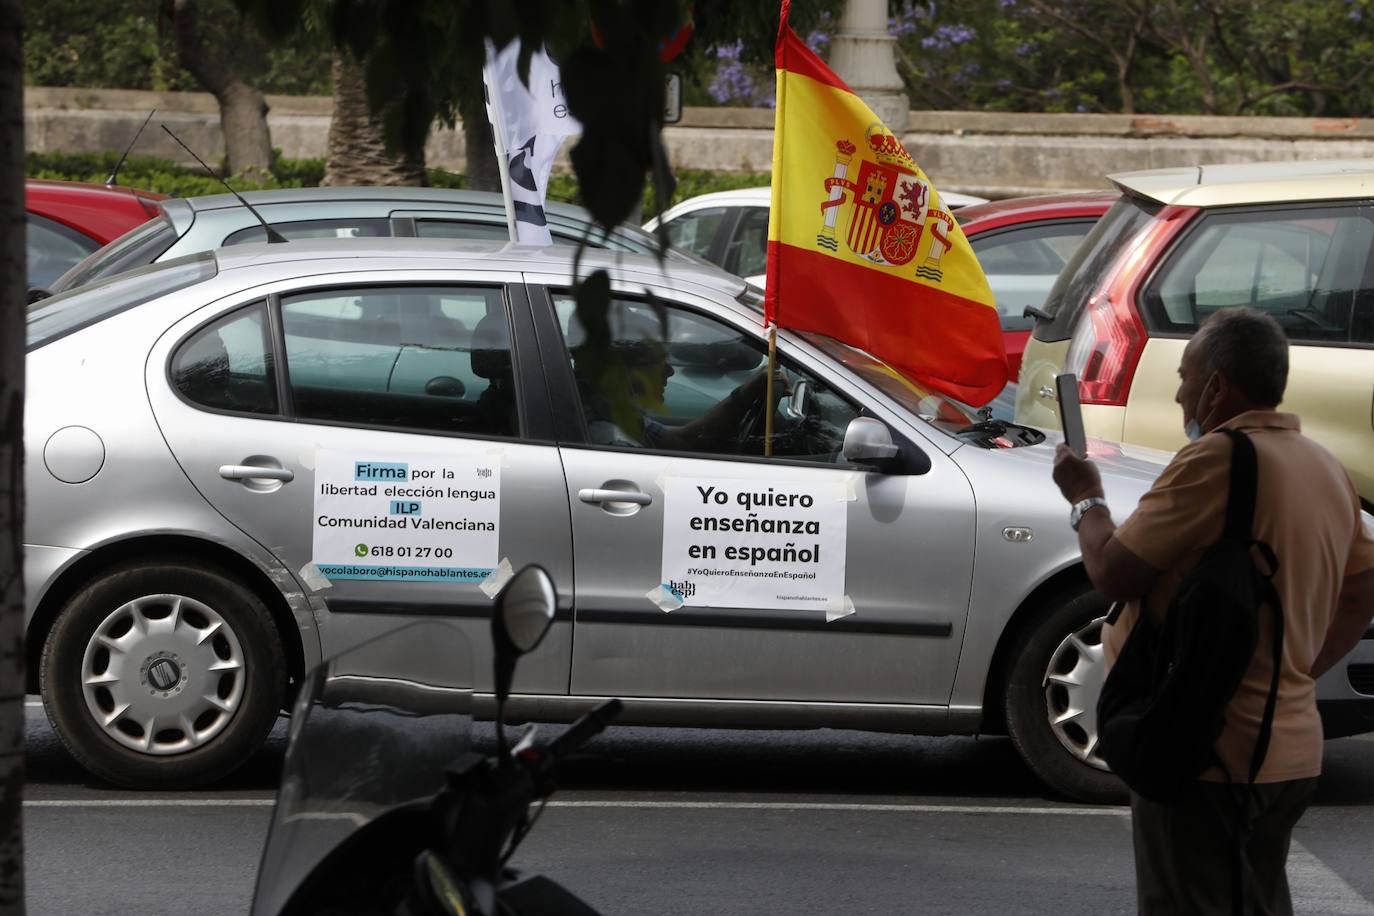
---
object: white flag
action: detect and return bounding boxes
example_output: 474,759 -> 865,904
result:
482,40 -> 582,245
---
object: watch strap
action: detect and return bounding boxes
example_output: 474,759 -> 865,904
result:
1070,496 -> 1109,530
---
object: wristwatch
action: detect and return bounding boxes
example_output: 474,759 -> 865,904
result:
1069,496 -> 1109,531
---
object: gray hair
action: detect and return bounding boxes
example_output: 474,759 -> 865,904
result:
1194,307 -> 1289,407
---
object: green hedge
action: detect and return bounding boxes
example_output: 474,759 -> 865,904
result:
26,150 -> 770,215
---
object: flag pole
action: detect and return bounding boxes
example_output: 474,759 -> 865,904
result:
763,322 -> 778,457
482,46 -> 518,242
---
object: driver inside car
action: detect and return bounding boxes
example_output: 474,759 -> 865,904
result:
572,332 -> 787,453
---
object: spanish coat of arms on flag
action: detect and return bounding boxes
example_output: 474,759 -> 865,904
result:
764,0 -> 1008,407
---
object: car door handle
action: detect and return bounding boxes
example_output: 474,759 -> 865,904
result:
219,464 -> 295,482
578,488 -> 651,506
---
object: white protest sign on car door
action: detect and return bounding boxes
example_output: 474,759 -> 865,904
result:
311,449 -> 501,582
659,476 -> 848,610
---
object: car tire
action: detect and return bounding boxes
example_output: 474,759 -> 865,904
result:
40,560 -> 284,789
1004,586 -> 1127,804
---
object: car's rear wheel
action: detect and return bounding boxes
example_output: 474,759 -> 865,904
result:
1004,586 -> 1127,804
41,560 -> 284,789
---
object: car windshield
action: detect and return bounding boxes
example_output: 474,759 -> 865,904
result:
1036,196 -> 1160,340
49,213 -> 180,293
26,252 -> 218,351
801,333 -> 981,433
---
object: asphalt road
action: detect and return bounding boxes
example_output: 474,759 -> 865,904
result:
21,702 -> 1374,915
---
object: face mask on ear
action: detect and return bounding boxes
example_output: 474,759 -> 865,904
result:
1184,374 -> 1216,442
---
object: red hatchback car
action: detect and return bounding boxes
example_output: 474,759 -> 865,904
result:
26,179 -> 165,290
957,191 -> 1120,381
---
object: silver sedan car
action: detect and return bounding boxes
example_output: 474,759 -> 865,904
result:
24,240 -> 1374,800
44,186 -> 685,294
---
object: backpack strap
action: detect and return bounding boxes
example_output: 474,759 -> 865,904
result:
1249,586 -> 1285,785
1216,428 -> 1285,916
1216,428 -> 1285,783
1218,429 -> 1259,541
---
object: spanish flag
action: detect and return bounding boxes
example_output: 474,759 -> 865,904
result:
764,1 -> 1007,406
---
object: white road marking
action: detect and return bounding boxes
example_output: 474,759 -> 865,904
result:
1288,841 -> 1374,915
26,799 -> 275,807
22,798 -> 1128,816
545,800 -> 1131,816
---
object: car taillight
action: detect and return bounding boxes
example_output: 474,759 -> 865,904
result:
1064,205 -> 1192,407
1064,292 -> 1145,406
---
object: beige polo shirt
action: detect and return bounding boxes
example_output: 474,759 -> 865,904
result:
1106,411 -> 1374,783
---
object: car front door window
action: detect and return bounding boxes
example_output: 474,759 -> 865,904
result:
553,296 -> 861,463
662,207 -> 729,262
722,207 -> 769,278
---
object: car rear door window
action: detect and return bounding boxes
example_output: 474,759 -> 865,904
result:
280,285 -> 519,437
663,207 -> 729,262
553,295 -> 861,462
970,220 -> 1098,331
222,218 -> 392,246
171,302 -> 278,415
414,219 -> 519,241
1141,205 -> 1374,344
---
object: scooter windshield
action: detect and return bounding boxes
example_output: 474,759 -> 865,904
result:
251,620 -> 474,916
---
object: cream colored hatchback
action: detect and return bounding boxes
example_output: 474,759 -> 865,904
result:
1016,160 -> 1374,504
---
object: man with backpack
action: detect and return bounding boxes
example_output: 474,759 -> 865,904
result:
1051,306 -> 1374,915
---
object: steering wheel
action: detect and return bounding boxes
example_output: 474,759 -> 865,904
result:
735,368 -> 805,454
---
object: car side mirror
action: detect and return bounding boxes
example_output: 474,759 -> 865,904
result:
841,417 -> 900,471
491,564 -> 556,758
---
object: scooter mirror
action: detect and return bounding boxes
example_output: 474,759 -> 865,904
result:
495,565 -> 556,654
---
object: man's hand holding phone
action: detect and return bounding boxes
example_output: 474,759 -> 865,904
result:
1052,372 -> 1104,506
1056,372 -> 1087,458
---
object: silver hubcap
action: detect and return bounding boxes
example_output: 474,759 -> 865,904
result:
1043,615 -> 1110,771
80,593 -> 246,756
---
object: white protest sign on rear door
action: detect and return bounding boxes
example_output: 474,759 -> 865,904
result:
311,450 -> 501,582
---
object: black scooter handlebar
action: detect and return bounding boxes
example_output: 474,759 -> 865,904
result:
545,699 -> 623,762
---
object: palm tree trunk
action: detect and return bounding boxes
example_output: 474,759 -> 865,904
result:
322,51 -> 425,187
0,0 -> 27,910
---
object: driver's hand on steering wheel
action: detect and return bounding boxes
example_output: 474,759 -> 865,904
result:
733,366 -> 790,406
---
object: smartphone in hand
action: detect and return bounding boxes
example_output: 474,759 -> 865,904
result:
1056,372 -> 1088,458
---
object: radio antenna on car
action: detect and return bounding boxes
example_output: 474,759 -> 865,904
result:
159,125 -> 288,244
106,109 -> 156,187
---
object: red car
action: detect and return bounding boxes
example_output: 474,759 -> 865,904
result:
26,179 -> 165,290
958,191 -> 1119,380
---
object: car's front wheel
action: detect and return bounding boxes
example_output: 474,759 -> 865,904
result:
40,560 -> 284,789
1004,586 -> 1127,804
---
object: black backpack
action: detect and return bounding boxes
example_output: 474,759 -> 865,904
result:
1096,428 -> 1285,803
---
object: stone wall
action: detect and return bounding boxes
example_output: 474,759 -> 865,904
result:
26,86 -> 1374,199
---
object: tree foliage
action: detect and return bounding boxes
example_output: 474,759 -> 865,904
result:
24,0 -> 330,95
887,0 -> 1374,117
